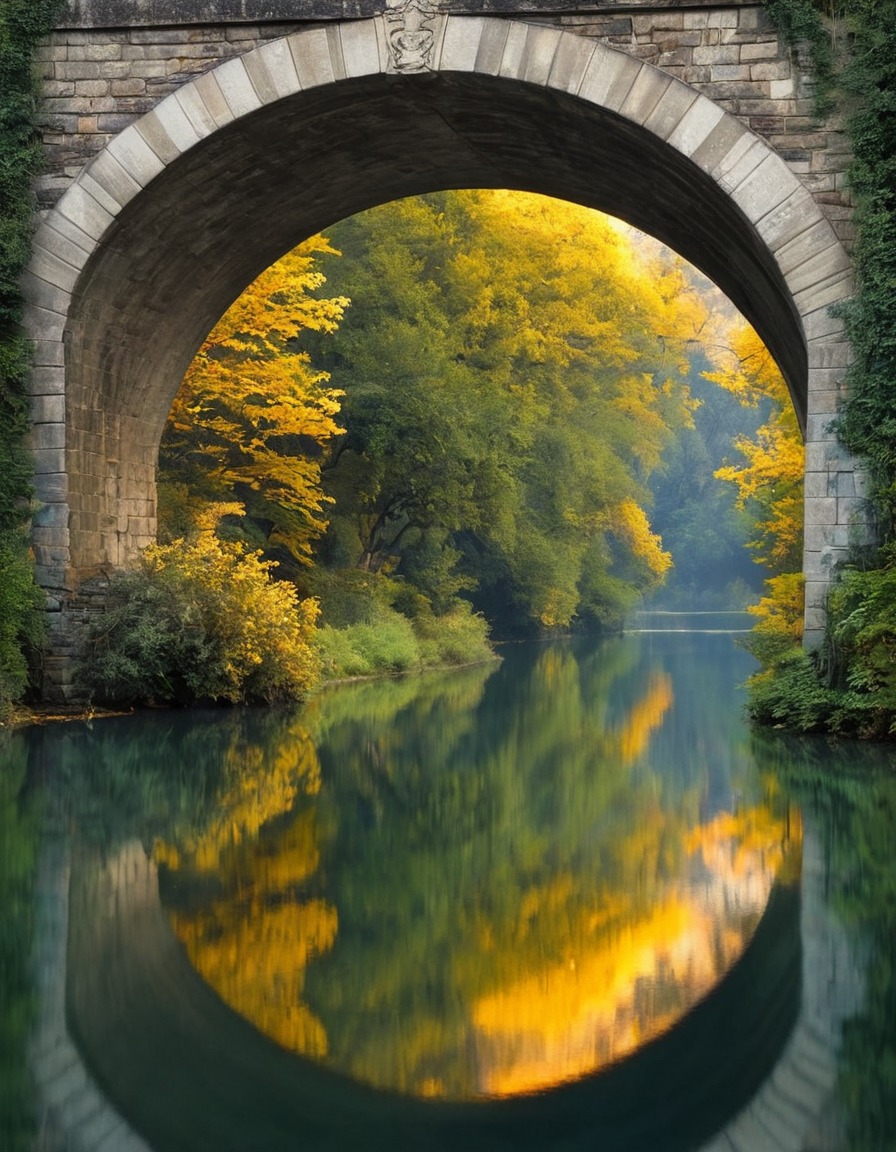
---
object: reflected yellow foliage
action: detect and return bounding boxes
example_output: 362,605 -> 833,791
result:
616,671 -> 674,764
470,800 -> 796,1098
154,721 -> 320,872
155,718 -> 338,1059
473,900 -> 694,1096
170,894 -> 337,1057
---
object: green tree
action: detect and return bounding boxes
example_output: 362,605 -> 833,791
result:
312,192 -> 705,633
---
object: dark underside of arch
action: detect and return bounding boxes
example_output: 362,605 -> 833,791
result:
68,69 -> 807,453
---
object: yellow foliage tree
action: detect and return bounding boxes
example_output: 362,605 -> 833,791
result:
706,325 -> 804,575
160,237 -> 349,570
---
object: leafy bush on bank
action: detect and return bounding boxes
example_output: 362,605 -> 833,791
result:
78,535 -> 321,706
747,560 -> 896,738
309,567 -> 493,680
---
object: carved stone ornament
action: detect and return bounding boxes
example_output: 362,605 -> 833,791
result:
385,0 -> 442,73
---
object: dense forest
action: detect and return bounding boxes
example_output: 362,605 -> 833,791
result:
76,190 -> 797,706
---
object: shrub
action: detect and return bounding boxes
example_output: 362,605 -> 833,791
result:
315,610 -> 420,679
414,600 -> 493,667
0,536 -> 44,721
78,535 -> 321,706
314,598 -> 493,681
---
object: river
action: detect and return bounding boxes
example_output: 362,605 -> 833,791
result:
3,617 -> 895,1150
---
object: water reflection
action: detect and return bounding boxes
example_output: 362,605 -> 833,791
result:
9,631 -> 896,1150
156,637 -> 795,1100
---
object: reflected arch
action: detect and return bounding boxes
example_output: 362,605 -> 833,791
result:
25,16 -> 856,671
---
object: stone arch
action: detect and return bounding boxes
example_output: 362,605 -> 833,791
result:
24,15 -> 856,671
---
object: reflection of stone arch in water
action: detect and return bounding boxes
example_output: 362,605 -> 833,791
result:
26,15 -> 860,700
30,818 -> 862,1151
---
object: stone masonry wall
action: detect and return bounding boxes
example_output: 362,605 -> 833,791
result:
36,4 -> 854,247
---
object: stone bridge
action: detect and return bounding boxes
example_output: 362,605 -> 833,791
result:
28,0 -> 861,695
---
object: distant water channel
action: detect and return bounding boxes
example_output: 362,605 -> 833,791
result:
6,615 -> 896,1150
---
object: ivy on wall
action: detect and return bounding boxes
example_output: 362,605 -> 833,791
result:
757,0 -> 896,736
764,0 -> 896,528
0,0 -> 66,718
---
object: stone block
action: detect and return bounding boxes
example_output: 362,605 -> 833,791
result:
770,77 -> 796,99
775,220 -> 840,279
31,446 -> 67,475
22,302 -> 66,344
756,187 -> 820,252
137,101 -> 197,163
55,179 -> 114,242
546,28 -> 596,96
43,80 -> 76,98
665,94 -> 725,159
31,395 -> 65,424
27,245 -> 80,294
56,61 -> 104,81
694,115 -> 756,181
519,24 -> 561,87
34,474 -> 68,504
126,60 -> 168,79
498,22 -> 532,80
105,123 -> 167,186
188,70 -> 234,130
740,40 -> 780,62
804,441 -> 841,473
805,304 -> 846,342
808,341 -> 852,370
731,152 -> 796,220
32,341 -> 66,369
711,64 -> 751,82
693,45 -> 739,66
34,564 -> 69,590
86,146 -> 144,211
212,55 -> 263,119
20,269 -> 70,318
643,79 -> 699,142
793,268 -> 853,316
806,413 -> 838,444
657,49 -> 692,69
111,78 -> 146,97
29,420 -> 66,451
579,45 -> 642,112
804,496 -> 837,528
337,17 -> 385,78
288,26 -> 344,89
620,62 -> 672,124
74,79 -> 110,98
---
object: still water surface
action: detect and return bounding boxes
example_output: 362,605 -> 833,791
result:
5,620 -> 896,1150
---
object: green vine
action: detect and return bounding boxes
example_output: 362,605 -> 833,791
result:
0,0 -> 66,719
762,0 -> 838,114
831,0 -> 896,531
